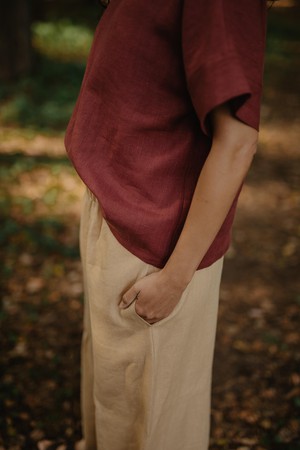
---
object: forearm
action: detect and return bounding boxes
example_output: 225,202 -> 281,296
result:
121,106 -> 260,322
163,136 -> 257,288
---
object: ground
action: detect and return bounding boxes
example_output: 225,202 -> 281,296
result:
0,2 -> 299,449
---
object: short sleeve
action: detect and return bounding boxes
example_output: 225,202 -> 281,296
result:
182,0 -> 268,136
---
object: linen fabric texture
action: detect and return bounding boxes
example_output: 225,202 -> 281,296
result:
64,0 -> 267,269
80,189 -> 224,450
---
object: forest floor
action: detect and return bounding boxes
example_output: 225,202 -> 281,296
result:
0,3 -> 300,450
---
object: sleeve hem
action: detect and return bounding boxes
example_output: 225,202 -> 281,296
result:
186,54 -> 260,136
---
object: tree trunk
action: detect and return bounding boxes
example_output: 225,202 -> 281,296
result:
0,0 -> 33,81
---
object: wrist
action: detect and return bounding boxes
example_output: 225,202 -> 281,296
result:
161,258 -> 195,292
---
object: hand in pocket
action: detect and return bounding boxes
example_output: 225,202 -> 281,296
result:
119,270 -> 186,325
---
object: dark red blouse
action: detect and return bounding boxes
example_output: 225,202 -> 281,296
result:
64,0 -> 267,269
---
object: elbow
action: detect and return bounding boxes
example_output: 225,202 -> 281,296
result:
210,133 -> 258,177
214,129 -> 258,165
229,138 -> 258,174
234,136 -> 258,164
210,102 -> 259,169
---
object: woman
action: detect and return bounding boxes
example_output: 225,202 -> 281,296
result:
64,0 -> 268,449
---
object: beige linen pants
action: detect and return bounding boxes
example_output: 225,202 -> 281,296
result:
79,188 -> 224,450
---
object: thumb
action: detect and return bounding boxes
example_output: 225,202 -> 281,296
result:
119,287 -> 140,309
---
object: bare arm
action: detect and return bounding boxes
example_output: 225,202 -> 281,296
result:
120,102 -> 259,323
163,102 -> 258,288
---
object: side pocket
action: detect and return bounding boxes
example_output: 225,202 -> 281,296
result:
131,278 -> 190,328
118,254 -> 193,329
129,265 -> 192,329
150,281 -> 191,328
130,299 -> 152,327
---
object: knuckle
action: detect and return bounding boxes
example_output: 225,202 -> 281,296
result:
148,311 -> 156,320
122,292 -> 132,305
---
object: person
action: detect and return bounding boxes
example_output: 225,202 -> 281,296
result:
64,0 -> 268,449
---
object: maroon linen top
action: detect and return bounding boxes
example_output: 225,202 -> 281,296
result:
64,0 -> 267,269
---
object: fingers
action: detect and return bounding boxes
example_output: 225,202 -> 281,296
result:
119,286 -> 161,323
119,288 -> 140,309
135,301 -> 158,323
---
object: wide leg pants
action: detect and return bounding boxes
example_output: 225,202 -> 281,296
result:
79,188 -> 224,450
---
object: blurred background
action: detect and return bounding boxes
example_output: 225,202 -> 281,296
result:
0,0 -> 299,449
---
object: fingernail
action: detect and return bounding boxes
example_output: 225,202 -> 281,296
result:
119,301 -> 126,309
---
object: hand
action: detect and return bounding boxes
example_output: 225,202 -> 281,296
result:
119,269 -> 186,324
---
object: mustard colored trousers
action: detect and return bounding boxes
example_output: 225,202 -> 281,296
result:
79,188 -> 224,450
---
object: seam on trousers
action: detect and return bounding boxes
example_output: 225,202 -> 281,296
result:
144,326 -> 156,450
145,278 -> 193,450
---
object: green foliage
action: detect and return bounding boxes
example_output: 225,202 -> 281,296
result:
0,152 -> 80,262
0,152 -> 69,181
265,9 -> 300,78
0,56 -> 85,131
0,19 -> 95,131
32,20 -> 94,64
0,216 -> 79,258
